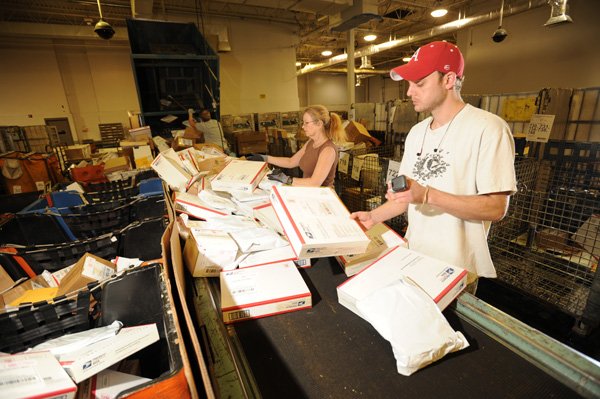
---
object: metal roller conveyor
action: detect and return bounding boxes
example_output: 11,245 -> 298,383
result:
192,257 -> 600,399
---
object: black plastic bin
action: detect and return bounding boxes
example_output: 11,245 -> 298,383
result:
118,217 -> 166,260
0,213 -> 71,246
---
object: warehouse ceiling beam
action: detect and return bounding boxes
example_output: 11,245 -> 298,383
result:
297,0 -> 548,76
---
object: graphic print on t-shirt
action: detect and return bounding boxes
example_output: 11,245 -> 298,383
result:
413,151 -> 450,182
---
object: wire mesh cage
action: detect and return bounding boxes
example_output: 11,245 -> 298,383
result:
335,144 -> 407,235
488,154 -> 600,333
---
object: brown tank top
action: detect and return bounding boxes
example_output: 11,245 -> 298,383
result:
298,139 -> 338,187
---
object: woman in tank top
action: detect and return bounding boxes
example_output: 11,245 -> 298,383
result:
247,105 -> 346,187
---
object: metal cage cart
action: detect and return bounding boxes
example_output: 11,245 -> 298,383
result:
335,144 -> 407,235
488,143 -> 600,336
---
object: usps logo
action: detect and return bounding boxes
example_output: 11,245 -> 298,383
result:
83,360 -> 92,370
438,267 -> 455,282
297,300 -> 306,306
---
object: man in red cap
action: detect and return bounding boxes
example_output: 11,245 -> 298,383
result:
351,41 -> 517,293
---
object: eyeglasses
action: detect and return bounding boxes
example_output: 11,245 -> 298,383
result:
302,120 -> 319,126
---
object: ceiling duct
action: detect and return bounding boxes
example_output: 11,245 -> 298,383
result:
359,55 -> 374,69
544,0 -> 573,26
210,25 -> 231,52
330,0 -> 383,32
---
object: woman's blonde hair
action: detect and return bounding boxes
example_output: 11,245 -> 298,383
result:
303,105 -> 347,144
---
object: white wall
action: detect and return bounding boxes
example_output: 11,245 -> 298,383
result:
0,17 -> 300,141
458,0 -> 600,94
217,19 -> 300,114
0,43 -> 76,136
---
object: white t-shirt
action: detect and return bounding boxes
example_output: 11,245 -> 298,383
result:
191,119 -> 229,150
399,104 -> 517,278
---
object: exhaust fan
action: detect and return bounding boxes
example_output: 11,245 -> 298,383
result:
330,0 -> 383,32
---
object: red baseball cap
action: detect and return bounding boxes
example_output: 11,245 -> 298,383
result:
390,41 -> 464,81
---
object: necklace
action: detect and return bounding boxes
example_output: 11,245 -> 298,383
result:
416,105 -> 465,157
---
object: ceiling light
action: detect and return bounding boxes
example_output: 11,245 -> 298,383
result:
431,8 -> 448,18
295,61 -> 302,67
364,34 -> 377,42
402,56 -> 412,63
321,50 -> 333,57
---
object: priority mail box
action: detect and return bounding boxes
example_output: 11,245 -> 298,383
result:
174,191 -> 231,220
211,159 -> 268,192
58,323 -> 159,383
151,152 -> 194,192
270,186 -> 370,259
183,228 -> 239,277
221,261 -> 311,323
337,246 -> 468,317
336,223 -> 408,277
76,369 -> 151,399
0,351 -> 76,399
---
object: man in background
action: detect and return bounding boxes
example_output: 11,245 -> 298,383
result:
187,109 -> 230,153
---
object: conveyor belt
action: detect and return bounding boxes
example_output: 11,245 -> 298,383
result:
224,257 -> 585,398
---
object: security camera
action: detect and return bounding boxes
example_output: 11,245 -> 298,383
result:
492,27 -> 508,43
94,19 -> 115,40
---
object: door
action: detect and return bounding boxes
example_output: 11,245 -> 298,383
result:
45,118 -> 74,146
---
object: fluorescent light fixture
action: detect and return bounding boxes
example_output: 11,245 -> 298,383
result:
295,61 -> 302,66
321,50 -> 333,57
364,34 -> 377,42
431,8 -> 448,18
402,56 -> 412,63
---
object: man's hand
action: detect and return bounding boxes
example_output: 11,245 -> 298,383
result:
385,177 -> 427,204
350,211 -> 375,230
246,153 -> 267,162
267,169 -> 292,184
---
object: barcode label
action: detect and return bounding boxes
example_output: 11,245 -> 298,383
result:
204,267 -> 221,275
0,367 -> 41,387
228,310 -> 251,321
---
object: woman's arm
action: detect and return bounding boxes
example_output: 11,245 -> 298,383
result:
266,143 -> 306,169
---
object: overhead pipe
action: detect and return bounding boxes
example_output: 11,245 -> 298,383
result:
297,0 -> 548,76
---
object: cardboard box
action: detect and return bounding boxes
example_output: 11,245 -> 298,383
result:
211,159 -> 268,192
128,126 -> 152,142
133,145 -> 153,169
574,215 -> 600,258
0,351 -> 77,399
183,228 -> 239,277
172,136 -> 196,151
65,144 -> 92,161
56,253 -> 116,297
58,323 -> 160,383
269,186 -> 370,259
76,369 -> 150,399
336,223 -> 408,277
220,261 -> 311,323
103,156 -> 131,174
195,155 -> 228,176
1,273 -> 52,309
174,191 -> 231,220
151,152 -> 194,192
337,246 -> 468,317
